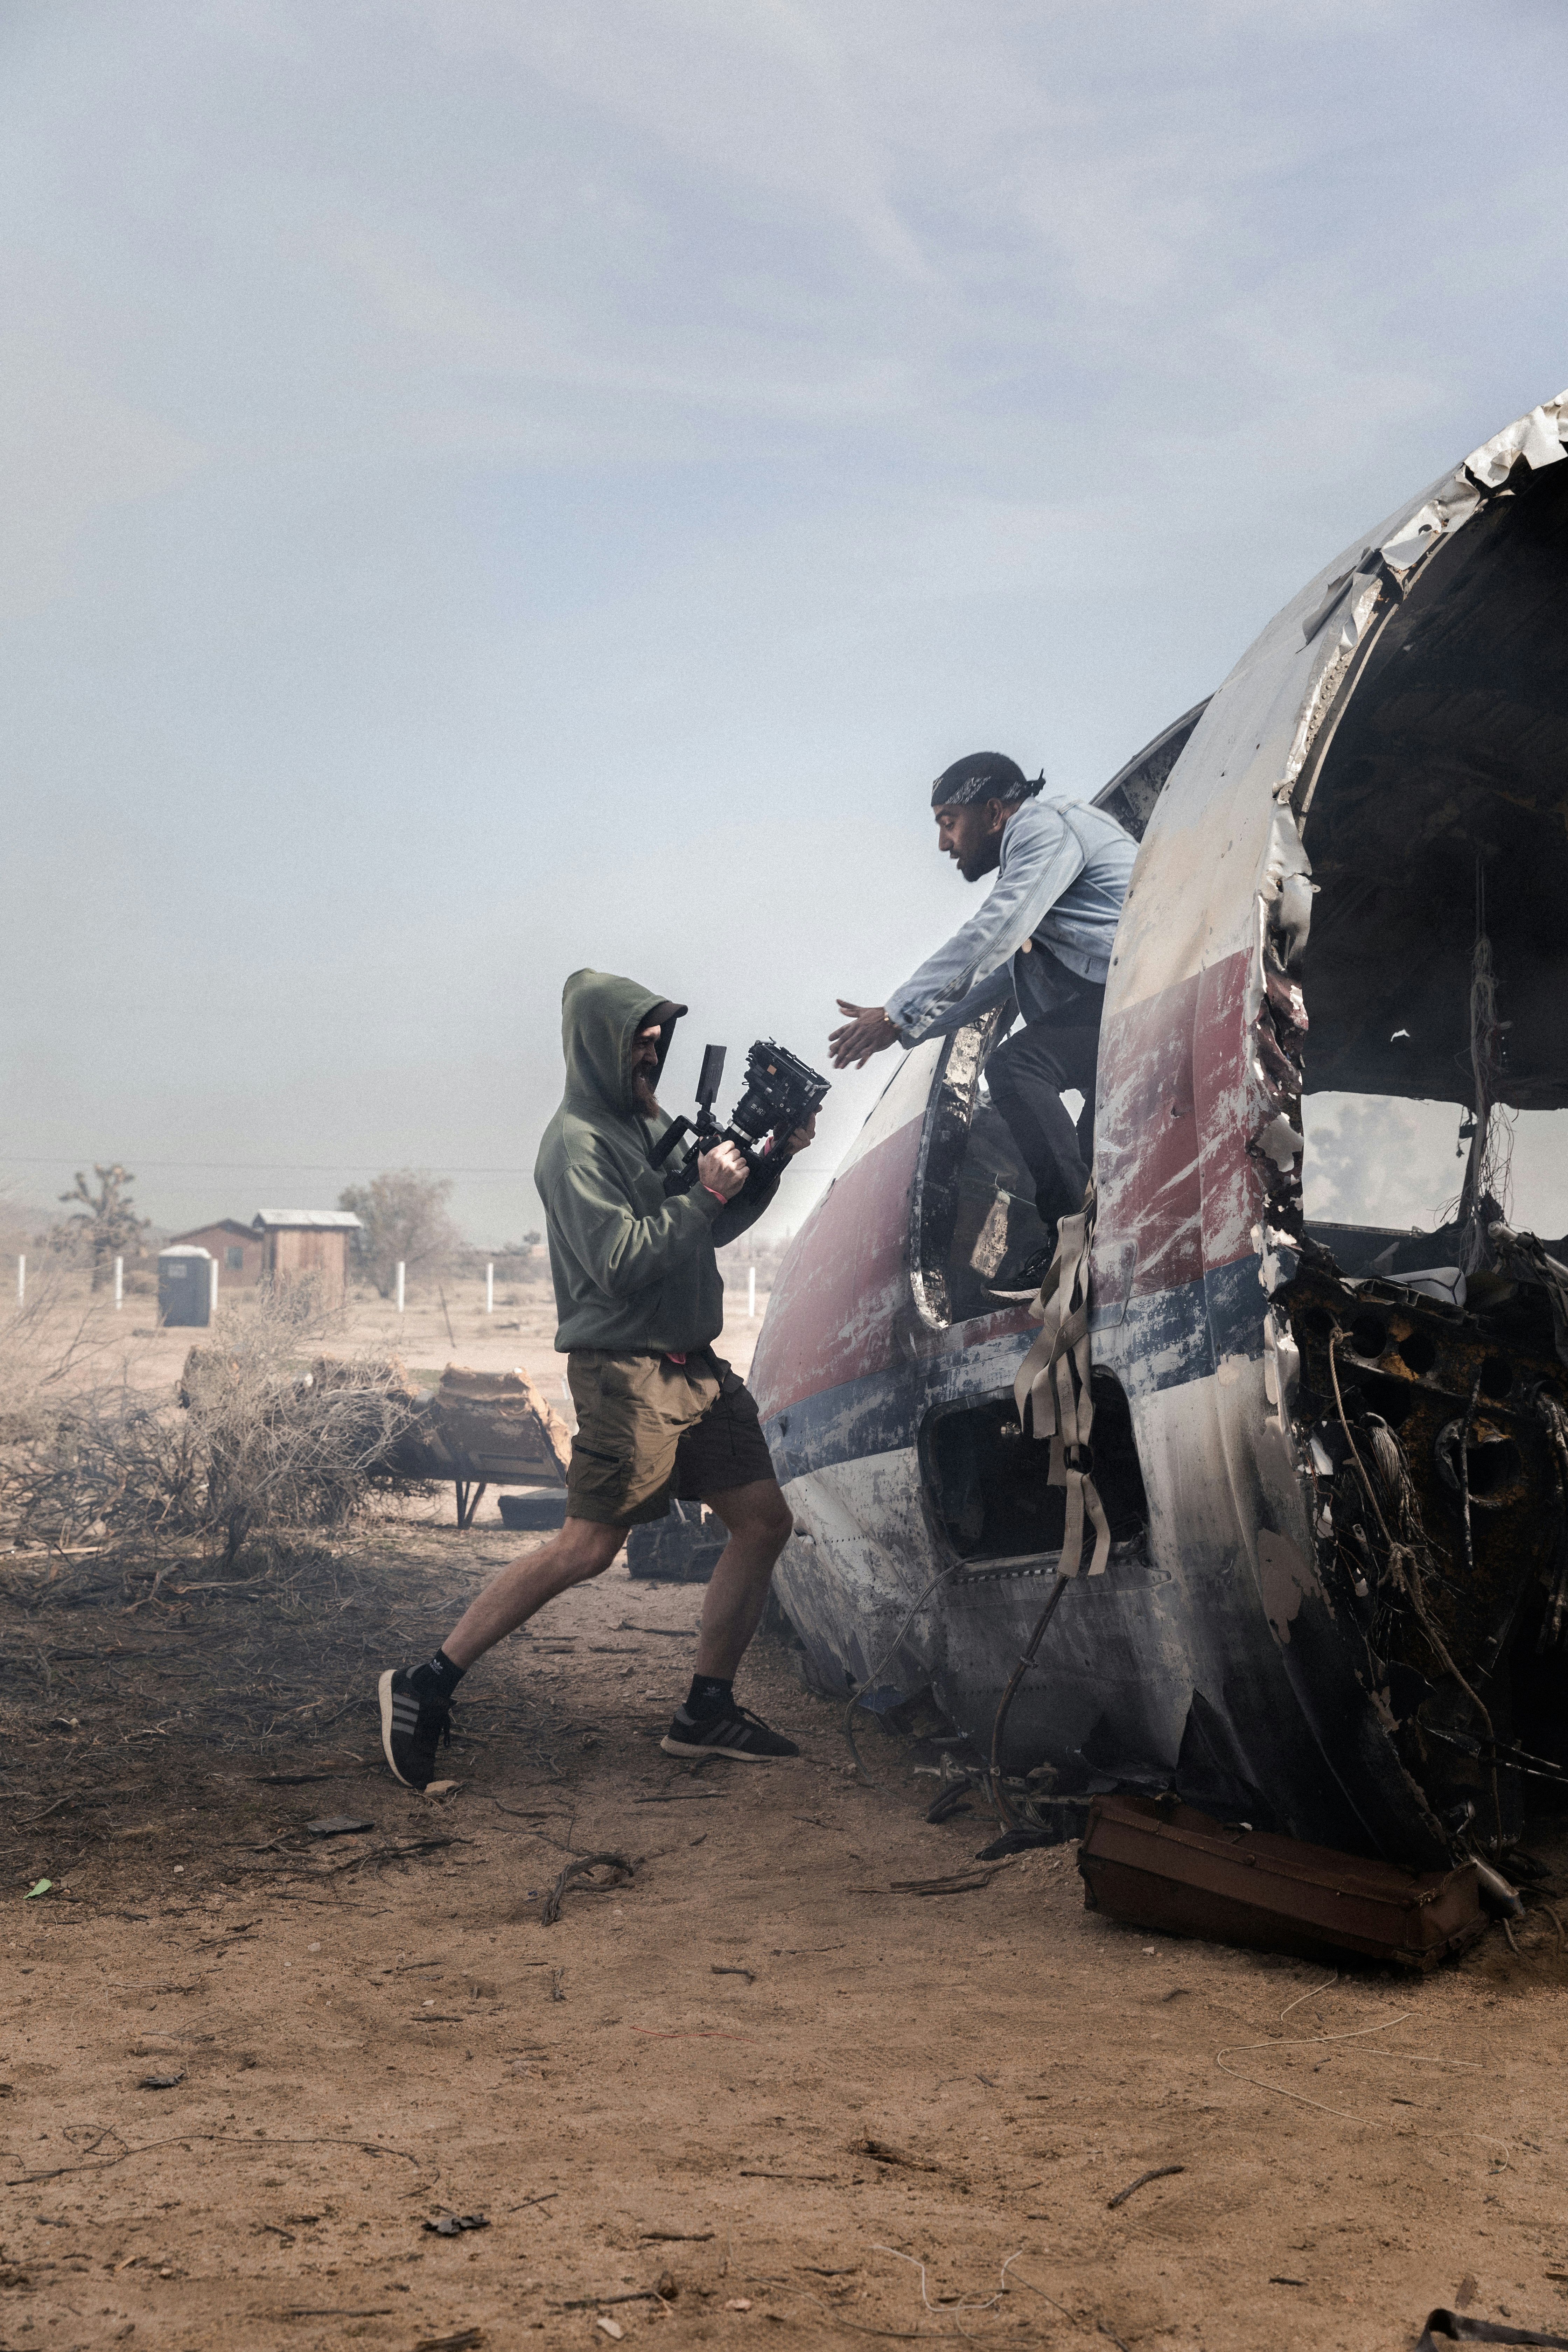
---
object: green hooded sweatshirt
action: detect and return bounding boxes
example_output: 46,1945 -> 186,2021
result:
534,968 -> 779,1353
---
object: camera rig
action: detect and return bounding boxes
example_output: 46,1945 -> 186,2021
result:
649,1038 -> 830,1198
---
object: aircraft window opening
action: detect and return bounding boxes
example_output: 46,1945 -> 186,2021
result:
919,1376 -> 1148,1567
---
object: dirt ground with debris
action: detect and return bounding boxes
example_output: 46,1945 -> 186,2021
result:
6,1500 -> 1568,2352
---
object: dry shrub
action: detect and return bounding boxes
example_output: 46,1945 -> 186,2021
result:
2,1279 -> 420,1574
0,1256 -> 118,1442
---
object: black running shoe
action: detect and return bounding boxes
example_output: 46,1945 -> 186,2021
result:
378,1666 -> 453,1791
660,1703 -> 799,1762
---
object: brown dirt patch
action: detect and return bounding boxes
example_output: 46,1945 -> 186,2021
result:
4,1525 -> 1568,2350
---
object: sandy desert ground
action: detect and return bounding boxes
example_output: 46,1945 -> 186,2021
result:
5,1286 -> 1568,2351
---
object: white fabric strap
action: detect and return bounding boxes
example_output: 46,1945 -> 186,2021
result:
1011,1186 -> 1111,1578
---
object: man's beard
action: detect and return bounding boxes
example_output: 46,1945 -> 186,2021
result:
632,1065 -> 660,1116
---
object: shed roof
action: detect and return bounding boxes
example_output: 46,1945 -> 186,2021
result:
252,1210 -> 363,1231
169,1219 -> 256,1244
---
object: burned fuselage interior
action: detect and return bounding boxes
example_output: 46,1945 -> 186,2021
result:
1283,450 -> 1568,1852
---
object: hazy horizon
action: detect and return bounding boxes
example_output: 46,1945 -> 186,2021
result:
6,1 -> 1567,1245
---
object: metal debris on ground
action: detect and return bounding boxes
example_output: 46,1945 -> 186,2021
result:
424,2212 -> 489,2236
1078,1794 -> 1487,1968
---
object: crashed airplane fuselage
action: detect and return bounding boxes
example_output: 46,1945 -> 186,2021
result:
751,392 -> 1568,1869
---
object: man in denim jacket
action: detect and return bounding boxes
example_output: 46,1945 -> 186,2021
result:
830,752 -> 1135,1243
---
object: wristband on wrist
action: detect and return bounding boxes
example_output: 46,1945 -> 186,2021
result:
702,1184 -> 728,1206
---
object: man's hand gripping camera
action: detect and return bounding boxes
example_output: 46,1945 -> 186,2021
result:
649,1039 -> 830,1199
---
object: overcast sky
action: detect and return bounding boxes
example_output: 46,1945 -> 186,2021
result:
4,0 -> 1566,1247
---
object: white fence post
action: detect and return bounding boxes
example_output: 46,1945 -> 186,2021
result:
396,1261 -> 406,1315
114,1255 -> 124,1310
748,1264 -> 756,1320
486,1261 -> 494,1315
16,1255 -> 24,1307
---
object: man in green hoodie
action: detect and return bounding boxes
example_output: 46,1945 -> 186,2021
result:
377,969 -> 814,1791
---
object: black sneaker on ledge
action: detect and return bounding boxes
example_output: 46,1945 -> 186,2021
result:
660,1703 -> 800,1762
378,1666 -> 453,1791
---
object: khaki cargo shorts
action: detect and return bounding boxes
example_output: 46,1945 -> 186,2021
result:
564,1348 -> 776,1527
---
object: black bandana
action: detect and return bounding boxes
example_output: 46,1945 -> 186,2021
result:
930,751 -> 1043,808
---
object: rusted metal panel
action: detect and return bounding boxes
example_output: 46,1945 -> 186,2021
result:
1078,1793 -> 1486,1969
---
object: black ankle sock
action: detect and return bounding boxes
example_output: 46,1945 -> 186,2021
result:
684,1674 -> 734,1720
411,1648 -> 465,1701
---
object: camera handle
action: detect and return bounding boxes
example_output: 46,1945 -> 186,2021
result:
648,1042 -> 728,1173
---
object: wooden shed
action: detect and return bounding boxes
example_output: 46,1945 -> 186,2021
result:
252,1210 -> 362,1309
168,1218 -> 267,1289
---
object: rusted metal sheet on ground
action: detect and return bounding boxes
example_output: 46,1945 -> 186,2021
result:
1077,1793 -> 1486,1969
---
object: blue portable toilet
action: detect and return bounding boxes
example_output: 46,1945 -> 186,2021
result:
158,1244 -> 214,1328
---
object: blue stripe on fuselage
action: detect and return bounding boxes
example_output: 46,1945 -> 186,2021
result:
761,1253 -> 1264,1481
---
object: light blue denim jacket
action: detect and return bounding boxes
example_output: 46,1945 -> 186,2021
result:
884,789 -> 1137,1045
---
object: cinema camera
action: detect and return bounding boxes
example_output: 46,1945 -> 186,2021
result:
650,1038 -> 831,1198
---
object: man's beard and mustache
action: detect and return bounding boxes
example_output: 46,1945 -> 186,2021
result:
632,1060 -> 660,1116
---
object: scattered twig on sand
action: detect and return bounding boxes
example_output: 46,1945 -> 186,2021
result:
886,1862 -> 1016,1897
711,1965 -> 755,1982
855,2137 -> 943,2174
8,2131 -> 422,2188
1107,2163 -> 1185,2210
552,2290 -> 667,2311
632,1791 -> 724,1805
279,2309 -> 397,2320
632,2028 -> 756,2044
639,2229 -> 715,2243
1001,2258 -> 1133,2352
541,1850 -> 635,1925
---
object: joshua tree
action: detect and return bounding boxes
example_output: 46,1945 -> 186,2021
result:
59,1164 -> 151,1289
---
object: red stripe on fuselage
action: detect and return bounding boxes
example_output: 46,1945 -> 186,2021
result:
749,1118 -> 921,1421
1097,947 -> 1256,1297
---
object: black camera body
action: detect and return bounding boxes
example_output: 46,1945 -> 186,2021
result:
651,1038 -> 830,1198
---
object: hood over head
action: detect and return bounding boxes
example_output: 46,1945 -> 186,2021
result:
560,968 -> 687,1118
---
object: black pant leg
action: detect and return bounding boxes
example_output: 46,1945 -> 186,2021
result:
985,1010 -> 1104,1227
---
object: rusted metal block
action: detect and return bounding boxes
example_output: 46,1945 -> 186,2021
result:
1077,1792 -> 1487,1969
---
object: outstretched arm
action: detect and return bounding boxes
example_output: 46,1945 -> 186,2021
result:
829,1002 -> 899,1070
882,805 -> 1084,1045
